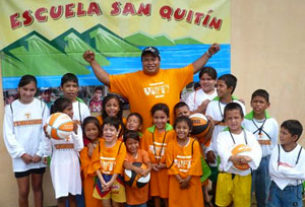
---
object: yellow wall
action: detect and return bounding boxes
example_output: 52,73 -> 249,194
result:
1,0 -> 305,206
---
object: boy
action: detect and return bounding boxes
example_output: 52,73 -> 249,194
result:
186,66 -> 217,114
205,74 -> 246,165
60,73 -> 91,124
216,103 -> 262,207
268,120 -> 305,207
173,102 -> 191,119
243,89 -> 278,207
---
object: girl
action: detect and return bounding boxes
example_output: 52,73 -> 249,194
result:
125,112 -> 143,136
97,94 -> 125,138
166,116 -> 203,207
89,117 -> 127,207
46,97 -> 84,207
141,103 -> 173,207
80,117 -> 103,207
123,130 -> 151,207
3,75 -> 49,207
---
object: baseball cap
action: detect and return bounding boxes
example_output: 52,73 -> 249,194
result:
141,46 -> 160,59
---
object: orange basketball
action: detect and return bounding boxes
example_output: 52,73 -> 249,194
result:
231,144 -> 252,170
189,113 -> 212,143
46,112 -> 74,140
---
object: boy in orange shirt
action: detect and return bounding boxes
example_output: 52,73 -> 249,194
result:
88,117 -> 127,207
123,130 -> 151,207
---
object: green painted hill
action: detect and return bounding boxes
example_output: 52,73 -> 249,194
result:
86,25 -> 141,57
2,32 -> 90,77
174,37 -> 202,44
125,33 -> 175,46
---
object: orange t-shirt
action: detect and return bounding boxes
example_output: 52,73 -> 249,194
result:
166,136 -> 202,178
109,65 -> 193,129
89,139 -> 126,175
125,149 -> 150,205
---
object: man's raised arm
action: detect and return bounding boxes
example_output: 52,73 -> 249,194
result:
83,50 -> 110,86
192,43 -> 220,74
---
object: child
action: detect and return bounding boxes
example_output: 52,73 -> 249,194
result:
60,73 -> 90,124
173,102 -> 191,119
166,116 -> 204,207
205,74 -> 246,165
141,103 -> 173,207
268,120 -> 305,207
243,89 -> 279,206
125,112 -> 143,132
3,75 -> 49,207
46,97 -> 84,207
123,130 -> 151,207
80,117 -> 103,207
186,66 -> 217,114
89,86 -> 104,113
89,117 -> 127,207
216,103 -> 262,207
97,93 -> 126,138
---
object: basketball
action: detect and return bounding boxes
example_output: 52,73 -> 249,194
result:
124,162 -> 150,188
231,144 -> 252,170
189,113 -> 212,143
45,112 -> 74,140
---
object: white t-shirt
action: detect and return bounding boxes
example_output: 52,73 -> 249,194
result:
216,129 -> 262,176
269,144 -> 305,190
186,89 -> 217,112
72,101 -> 91,123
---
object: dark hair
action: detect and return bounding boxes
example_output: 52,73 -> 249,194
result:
174,116 -> 192,131
61,73 -> 79,87
224,102 -> 244,120
82,116 -> 102,138
102,94 -> 123,121
102,116 -> 120,131
123,130 -> 140,142
151,103 -> 169,117
281,120 -> 303,140
218,74 -> 237,94
199,66 -> 217,80
174,102 -> 189,114
94,86 -> 104,92
127,112 -> 143,125
18,75 -> 37,88
251,89 -> 270,103
193,82 -> 201,90
50,97 -> 72,114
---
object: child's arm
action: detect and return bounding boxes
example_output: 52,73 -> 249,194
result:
35,105 -> 50,161
72,125 -> 84,152
246,132 -> 262,170
124,160 -> 145,175
180,176 -> 192,189
104,173 -> 118,189
83,51 -> 110,86
96,170 -> 107,186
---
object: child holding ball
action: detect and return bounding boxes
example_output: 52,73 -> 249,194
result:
45,97 -> 84,207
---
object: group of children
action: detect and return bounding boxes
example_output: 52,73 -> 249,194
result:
3,68 -> 305,207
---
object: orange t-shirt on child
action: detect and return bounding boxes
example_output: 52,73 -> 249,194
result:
125,149 -> 151,205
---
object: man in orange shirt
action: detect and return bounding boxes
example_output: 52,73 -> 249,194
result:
83,45 -> 220,129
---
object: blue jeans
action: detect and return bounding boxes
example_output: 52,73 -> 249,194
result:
267,182 -> 303,207
252,155 -> 271,207
125,203 -> 147,207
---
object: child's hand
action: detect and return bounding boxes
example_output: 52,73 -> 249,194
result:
197,99 -> 210,114
42,157 -> 48,165
43,124 -> 50,139
179,177 -> 191,189
73,121 -> 78,134
21,153 -> 33,164
151,163 -> 159,172
240,155 -> 252,164
83,50 -> 96,64
87,143 -> 94,157
157,163 -> 167,169
206,151 -> 216,164
208,43 -> 220,56
32,155 -> 42,163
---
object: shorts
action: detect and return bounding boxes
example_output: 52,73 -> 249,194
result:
215,172 -> 251,207
14,168 -> 46,178
93,174 -> 126,203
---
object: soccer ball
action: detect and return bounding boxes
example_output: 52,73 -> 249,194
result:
124,162 -> 150,188
231,144 -> 252,171
189,113 -> 212,144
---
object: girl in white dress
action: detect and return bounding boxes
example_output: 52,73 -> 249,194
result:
3,75 -> 49,207
45,97 -> 84,207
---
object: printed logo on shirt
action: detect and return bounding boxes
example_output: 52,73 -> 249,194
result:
25,113 -> 31,119
143,82 -> 170,98
14,119 -> 42,126
174,155 -> 192,172
100,156 -> 116,174
278,161 -> 293,168
149,142 -> 167,159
